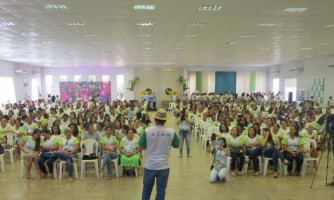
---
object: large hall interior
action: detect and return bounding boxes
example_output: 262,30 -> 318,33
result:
0,0 -> 334,200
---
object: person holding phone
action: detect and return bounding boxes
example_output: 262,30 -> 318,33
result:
207,137 -> 230,183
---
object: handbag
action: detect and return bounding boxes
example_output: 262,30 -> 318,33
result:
230,145 -> 244,154
82,153 -> 98,160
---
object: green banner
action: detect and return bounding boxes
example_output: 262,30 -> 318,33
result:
249,72 -> 256,92
196,72 -> 202,93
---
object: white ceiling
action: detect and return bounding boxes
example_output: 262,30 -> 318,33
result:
0,0 -> 334,68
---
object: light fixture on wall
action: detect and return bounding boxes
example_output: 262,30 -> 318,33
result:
14,69 -> 28,74
32,71 -> 42,76
290,67 -> 304,73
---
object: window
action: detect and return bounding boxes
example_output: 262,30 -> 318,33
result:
60,75 -> 67,82
285,78 -> 297,101
102,75 -> 110,82
272,78 -> 279,94
74,75 -> 81,82
45,75 -> 53,95
31,78 -> 41,101
0,77 -> 16,104
116,74 -> 124,100
89,75 -> 96,82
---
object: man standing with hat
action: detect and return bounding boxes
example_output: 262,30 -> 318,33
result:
139,108 -> 180,200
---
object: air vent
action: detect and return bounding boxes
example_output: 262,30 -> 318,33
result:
328,65 -> 334,68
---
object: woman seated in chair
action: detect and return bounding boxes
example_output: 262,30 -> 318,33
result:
261,128 -> 289,178
282,124 -> 304,176
245,127 -> 262,176
119,129 -> 140,176
227,127 -> 245,176
38,129 -> 59,179
58,128 -> 79,182
18,129 -> 42,180
0,130 -> 7,154
217,123 -> 230,139
208,137 -> 230,183
99,126 -> 119,180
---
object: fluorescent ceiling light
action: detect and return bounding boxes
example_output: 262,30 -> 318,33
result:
41,41 -> 53,44
175,47 -> 184,50
189,22 -> 207,27
305,55 -> 314,58
322,42 -> 334,45
137,22 -> 154,26
144,48 -> 152,50
226,42 -> 237,45
44,4 -> 68,10
259,47 -> 271,50
53,46 -> 64,49
199,5 -> 222,11
284,8 -> 308,13
103,51 -> 112,54
81,33 -> 96,36
300,47 -> 312,50
134,5 -> 155,10
139,33 -> 153,37
66,22 -> 85,26
68,51 -> 77,54
92,41 -> 103,44
0,22 -> 15,26
183,33 -> 197,37
257,23 -> 276,27
142,41 -> 152,44
22,32 -> 38,37
324,24 -> 334,28
240,34 -> 252,38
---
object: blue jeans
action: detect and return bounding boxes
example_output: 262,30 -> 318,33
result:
283,151 -> 304,173
263,147 -> 285,172
58,151 -> 78,177
246,146 -> 262,172
179,129 -> 190,155
38,151 -> 58,174
101,152 -> 119,176
142,168 -> 170,200
0,146 -> 4,154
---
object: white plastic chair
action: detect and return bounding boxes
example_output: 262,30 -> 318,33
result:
202,127 -> 218,150
4,132 -> 16,164
80,139 -> 99,178
0,154 -> 5,172
100,157 -> 119,178
20,154 -> 39,179
263,157 -> 282,175
58,159 -> 79,179
200,124 -> 214,147
193,120 -> 202,141
301,138 -> 320,176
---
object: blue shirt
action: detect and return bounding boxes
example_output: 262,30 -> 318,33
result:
152,95 -> 156,102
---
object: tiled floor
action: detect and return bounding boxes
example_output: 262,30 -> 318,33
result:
0,111 -> 333,200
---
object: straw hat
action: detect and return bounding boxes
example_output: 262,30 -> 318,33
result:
154,108 -> 168,120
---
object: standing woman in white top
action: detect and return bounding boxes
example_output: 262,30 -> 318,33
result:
38,129 -> 59,179
176,110 -> 191,158
18,129 -> 42,180
58,128 -> 79,182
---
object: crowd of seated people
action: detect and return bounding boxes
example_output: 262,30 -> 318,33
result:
172,92 -> 331,180
0,97 -> 151,181
0,91 -> 332,183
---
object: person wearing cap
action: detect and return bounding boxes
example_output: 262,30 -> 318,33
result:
139,108 -> 179,200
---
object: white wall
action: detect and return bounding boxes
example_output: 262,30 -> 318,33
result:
267,55 -> 334,103
134,68 -> 183,107
43,67 -> 125,100
0,60 -> 42,101
236,71 -> 250,94
255,71 -> 266,92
